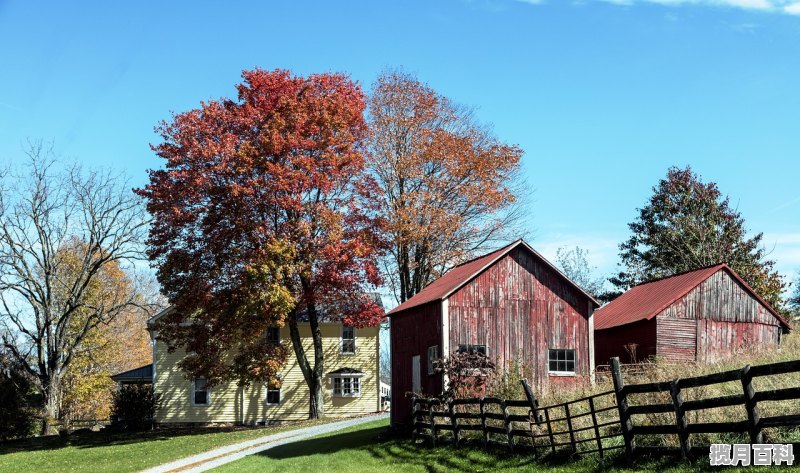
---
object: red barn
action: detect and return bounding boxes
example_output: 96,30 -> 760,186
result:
595,264 -> 791,366
387,240 -> 600,428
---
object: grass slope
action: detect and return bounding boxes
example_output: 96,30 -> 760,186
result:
0,419 -> 334,473
213,418 -> 767,473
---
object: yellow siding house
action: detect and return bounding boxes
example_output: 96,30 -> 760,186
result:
128,307 -> 382,425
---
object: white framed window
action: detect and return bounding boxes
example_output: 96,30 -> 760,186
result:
457,344 -> 487,356
192,377 -> 210,406
341,326 -> 356,354
266,326 -> 281,344
427,345 -> 439,375
548,349 -> 576,375
332,376 -> 361,397
266,387 -> 281,405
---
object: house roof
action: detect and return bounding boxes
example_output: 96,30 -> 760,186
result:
594,263 -> 790,331
329,367 -> 364,375
387,239 -> 601,316
110,364 -> 153,383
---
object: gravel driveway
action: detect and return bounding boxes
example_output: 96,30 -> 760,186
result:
141,413 -> 389,473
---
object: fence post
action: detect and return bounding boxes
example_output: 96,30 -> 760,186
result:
610,357 -> 635,457
740,365 -> 763,444
449,399 -> 459,446
521,379 -> 540,425
564,403 -> 577,454
501,399 -> 514,452
670,380 -> 690,460
411,396 -> 420,441
429,400 -> 437,447
480,397 -> 488,448
544,407 -> 556,455
588,396 -> 603,458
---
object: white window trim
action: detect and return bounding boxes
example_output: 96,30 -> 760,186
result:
265,386 -> 281,405
547,348 -> 577,377
340,325 -> 356,355
191,378 -> 211,406
329,372 -> 365,398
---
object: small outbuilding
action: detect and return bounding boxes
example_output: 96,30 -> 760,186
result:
594,264 -> 790,366
387,239 -> 600,428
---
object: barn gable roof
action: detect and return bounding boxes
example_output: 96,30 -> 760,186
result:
594,264 -> 790,330
387,239 -> 601,316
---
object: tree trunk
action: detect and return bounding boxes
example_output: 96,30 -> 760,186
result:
40,374 -> 62,435
308,373 -> 324,419
288,295 -> 326,420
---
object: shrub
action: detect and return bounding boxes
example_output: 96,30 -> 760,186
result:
434,351 -> 496,401
110,384 -> 161,431
0,360 -> 37,440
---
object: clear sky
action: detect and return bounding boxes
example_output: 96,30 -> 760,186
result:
1,0 -> 799,298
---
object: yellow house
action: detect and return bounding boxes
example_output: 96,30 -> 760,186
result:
118,307 -> 383,425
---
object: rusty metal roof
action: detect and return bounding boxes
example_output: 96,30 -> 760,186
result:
387,239 -> 600,316
594,264 -> 790,330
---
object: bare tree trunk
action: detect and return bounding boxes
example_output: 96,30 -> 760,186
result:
288,297 -> 326,420
40,374 -> 62,435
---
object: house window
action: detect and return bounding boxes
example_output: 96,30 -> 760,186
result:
193,378 -> 210,405
457,344 -> 487,356
548,349 -> 576,375
266,326 -> 281,344
266,387 -> 281,405
332,376 -> 361,397
427,345 -> 439,375
341,326 -> 356,354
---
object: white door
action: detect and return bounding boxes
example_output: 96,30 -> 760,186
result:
412,355 -> 421,393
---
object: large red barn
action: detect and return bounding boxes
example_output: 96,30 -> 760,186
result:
594,264 -> 791,366
387,240 -> 600,428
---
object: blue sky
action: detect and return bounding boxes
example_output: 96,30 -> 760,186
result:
1,0 -> 799,298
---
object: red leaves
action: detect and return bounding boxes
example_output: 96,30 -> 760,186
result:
137,69 -> 386,385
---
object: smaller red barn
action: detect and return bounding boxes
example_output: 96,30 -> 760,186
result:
595,264 -> 790,366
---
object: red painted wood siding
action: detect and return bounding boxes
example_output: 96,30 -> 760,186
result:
389,301 -> 443,426
656,269 -> 782,362
446,247 -> 592,388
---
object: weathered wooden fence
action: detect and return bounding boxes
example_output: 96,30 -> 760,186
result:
412,357 -> 800,459
412,380 -> 622,456
612,357 -> 800,459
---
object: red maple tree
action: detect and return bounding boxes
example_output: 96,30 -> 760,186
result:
136,69 -> 385,418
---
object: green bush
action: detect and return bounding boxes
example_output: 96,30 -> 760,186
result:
0,362 -> 37,440
110,384 -> 161,431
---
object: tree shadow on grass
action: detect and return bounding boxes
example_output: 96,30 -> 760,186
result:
257,426 -> 782,473
0,426 -> 267,455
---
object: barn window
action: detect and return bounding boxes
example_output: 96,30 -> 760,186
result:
266,387 -> 281,405
427,345 -> 439,375
548,349 -> 576,375
266,326 -> 281,344
457,344 -> 487,356
341,326 -> 356,354
192,378 -> 211,406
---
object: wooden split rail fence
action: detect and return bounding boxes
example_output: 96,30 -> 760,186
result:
412,357 -> 800,460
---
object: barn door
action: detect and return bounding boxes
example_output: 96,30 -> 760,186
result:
412,355 -> 421,393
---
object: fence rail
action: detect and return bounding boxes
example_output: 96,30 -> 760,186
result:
411,357 -> 800,460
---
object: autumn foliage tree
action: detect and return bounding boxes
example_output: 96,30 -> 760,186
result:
138,69 -> 385,419
611,166 -> 786,311
0,144 -> 148,434
366,70 -> 525,303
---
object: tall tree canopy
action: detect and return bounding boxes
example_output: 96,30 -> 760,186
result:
555,246 -> 606,297
137,69 -> 384,418
366,70 -> 525,303
611,166 -> 785,310
0,143 -> 149,433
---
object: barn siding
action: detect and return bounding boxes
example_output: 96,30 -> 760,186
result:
655,269 -> 782,362
389,301 -> 443,427
447,247 -> 592,389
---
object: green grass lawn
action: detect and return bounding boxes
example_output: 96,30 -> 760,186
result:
0,418 -> 336,473
213,419 -> 788,473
